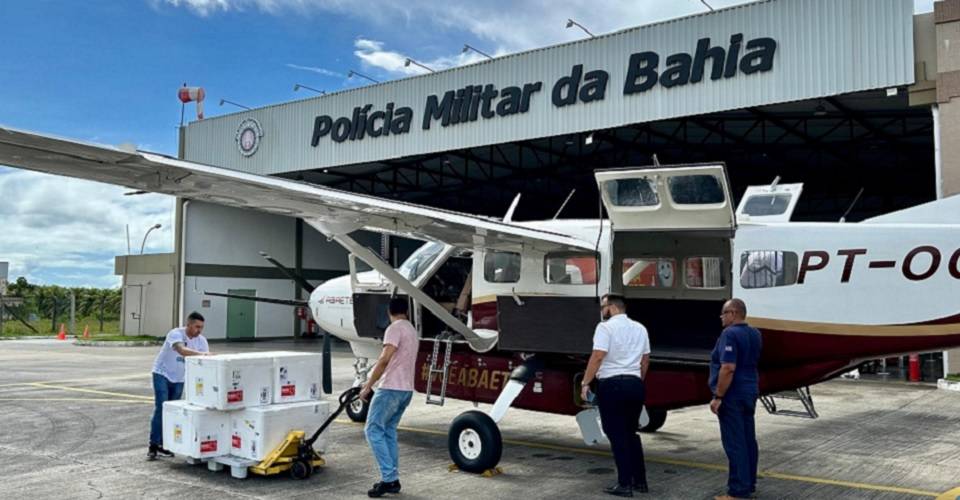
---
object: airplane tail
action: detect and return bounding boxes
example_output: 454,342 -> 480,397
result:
863,193 -> 960,225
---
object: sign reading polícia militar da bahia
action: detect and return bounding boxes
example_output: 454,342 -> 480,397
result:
183,0 -> 915,175
310,34 -> 775,145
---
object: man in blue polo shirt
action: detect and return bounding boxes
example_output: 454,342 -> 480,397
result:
709,298 -> 762,500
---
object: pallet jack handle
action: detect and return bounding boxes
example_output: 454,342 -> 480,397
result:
304,386 -> 362,448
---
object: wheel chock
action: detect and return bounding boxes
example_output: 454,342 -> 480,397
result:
447,464 -> 503,477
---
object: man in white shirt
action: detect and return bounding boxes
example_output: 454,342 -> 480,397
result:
581,294 -> 651,497
148,311 -> 210,460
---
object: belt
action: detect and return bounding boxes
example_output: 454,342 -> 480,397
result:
600,374 -> 641,380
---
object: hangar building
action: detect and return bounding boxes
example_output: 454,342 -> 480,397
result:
118,0 -> 960,378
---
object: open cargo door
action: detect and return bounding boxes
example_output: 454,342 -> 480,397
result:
736,181 -> 803,223
595,163 -> 735,232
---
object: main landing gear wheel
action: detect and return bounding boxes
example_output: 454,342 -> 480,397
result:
640,408 -> 667,433
448,410 -> 502,473
346,396 -> 369,422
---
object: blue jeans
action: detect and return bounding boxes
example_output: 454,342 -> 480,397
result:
364,389 -> 413,482
150,372 -> 184,446
718,396 -> 758,497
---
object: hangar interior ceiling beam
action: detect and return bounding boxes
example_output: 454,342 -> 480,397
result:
278,90 -> 934,223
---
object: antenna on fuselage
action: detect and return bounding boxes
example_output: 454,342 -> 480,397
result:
651,154 -> 661,167
503,193 -> 522,223
553,189 -> 577,219
770,175 -> 781,189
839,187 -> 865,223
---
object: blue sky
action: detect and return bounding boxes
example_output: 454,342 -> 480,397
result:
0,0 -> 937,288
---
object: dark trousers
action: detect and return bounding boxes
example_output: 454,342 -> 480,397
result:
150,372 -> 183,447
718,396 -> 758,497
597,375 -> 647,487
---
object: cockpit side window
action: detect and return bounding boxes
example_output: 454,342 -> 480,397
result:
398,242 -> 444,281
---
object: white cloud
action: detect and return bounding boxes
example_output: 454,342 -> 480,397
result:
285,63 -> 344,78
162,0 -> 938,79
0,167 -> 175,288
353,37 -> 488,76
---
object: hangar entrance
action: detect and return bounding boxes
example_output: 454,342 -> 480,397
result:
277,87 -> 938,377
281,89 -> 934,226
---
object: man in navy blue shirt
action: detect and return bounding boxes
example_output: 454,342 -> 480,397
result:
709,298 -> 762,500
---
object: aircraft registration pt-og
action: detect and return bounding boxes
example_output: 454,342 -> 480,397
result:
3,126 -> 960,473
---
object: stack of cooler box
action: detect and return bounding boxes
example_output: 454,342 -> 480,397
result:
162,351 -> 330,462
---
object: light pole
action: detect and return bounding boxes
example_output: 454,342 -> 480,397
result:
293,83 -> 326,95
347,70 -> 380,84
462,44 -> 494,60
699,0 -> 715,12
219,98 -> 251,110
565,18 -> 596,38
404,58 -> 436,73
140,224 -> 162,255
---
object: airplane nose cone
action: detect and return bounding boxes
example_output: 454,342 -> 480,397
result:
311,275 -> 352,333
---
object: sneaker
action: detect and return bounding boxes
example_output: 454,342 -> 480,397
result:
368,480 -> 401,497
147,444 -> 158,461
157,447 -> 175,458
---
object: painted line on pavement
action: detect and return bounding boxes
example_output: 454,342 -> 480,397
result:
27,382 -> 153,401
0,372 -> 149,388
0,397 -> 151,404
335,418 -> 940,497
936,486 -> 960,500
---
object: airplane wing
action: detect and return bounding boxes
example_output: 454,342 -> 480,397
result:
0,126 -> 594,253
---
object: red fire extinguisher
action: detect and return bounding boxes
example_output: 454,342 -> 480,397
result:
908,354 -> 921,382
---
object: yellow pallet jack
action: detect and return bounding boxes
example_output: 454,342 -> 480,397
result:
248,386 -> 361,480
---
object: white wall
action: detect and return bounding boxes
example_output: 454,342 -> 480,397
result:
186,202 -> 296,266
182,277 -> 296,339
122,273 -> 175,336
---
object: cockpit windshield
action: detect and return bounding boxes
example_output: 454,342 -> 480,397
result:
398,241 -> 445,281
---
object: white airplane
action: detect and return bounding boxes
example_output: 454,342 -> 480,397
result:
2,126 -> 960,473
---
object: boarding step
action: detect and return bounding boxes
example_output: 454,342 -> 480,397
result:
425,332 -> 459,406
759,386 -> 818,419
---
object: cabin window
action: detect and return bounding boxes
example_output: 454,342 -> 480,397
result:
739,250 -> 799,288
668,175 -> 725,205
603,177 -> 659,207
544,252 -> 598,285
622,258 -> 676,288
484,251 -> 522,283
741,194 -> 791,216
684,257 -> 726,289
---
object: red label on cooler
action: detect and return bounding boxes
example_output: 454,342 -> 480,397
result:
281,384 -> 296,397
200,440 -> 218,453
232,435 -> 241,448
227,390 -> 243,403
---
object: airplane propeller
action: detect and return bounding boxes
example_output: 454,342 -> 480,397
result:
206,250 -> 333,393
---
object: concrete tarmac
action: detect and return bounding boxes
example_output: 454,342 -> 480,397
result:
1,338 -> 958,499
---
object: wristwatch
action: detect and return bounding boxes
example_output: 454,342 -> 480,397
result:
712,394 -> 723,400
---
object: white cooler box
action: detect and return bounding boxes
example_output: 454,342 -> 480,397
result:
162,400 -> 230,459
230,400 -> 331,461
185,353 -> 274,410
272,351 -> 323,404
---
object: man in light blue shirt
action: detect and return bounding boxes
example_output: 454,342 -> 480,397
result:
148,311 -> 210,460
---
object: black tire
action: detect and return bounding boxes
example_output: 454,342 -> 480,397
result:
346,395 -> 369,422
640,408 -> 667,433
290,459 -> 312,480
448,410 -> 502,474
